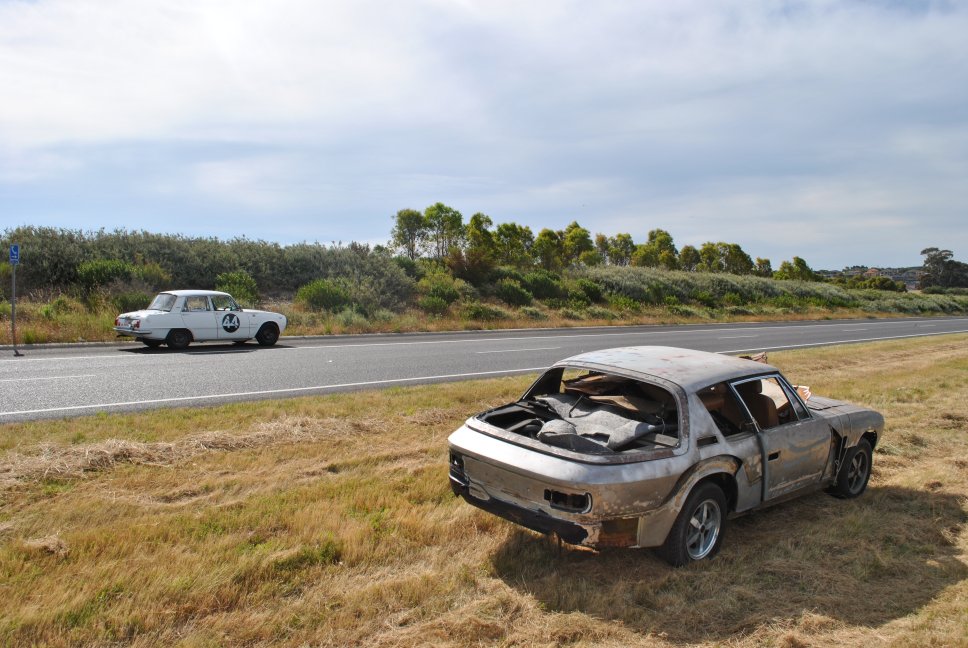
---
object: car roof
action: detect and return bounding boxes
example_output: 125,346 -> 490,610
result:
161,290 -> 232,298
556,345 -> 780,392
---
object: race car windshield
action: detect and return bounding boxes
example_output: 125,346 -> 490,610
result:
148,293 -> 177,312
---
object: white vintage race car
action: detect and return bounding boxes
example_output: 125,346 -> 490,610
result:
114,290 -> 287,349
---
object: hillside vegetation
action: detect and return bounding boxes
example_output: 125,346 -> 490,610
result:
1,335 -> 966,646
2,225 -> 967,345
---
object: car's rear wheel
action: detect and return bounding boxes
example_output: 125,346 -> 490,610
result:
659,482 -> 727,567
255,323 -> 279,346
142,339 -> 163,348
166,329 -> 192,350
832,439 -> 872,499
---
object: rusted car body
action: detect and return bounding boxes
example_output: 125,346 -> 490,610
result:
448,346 -> 883,565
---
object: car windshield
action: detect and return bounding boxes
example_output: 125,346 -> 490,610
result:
147,293 -> 177,312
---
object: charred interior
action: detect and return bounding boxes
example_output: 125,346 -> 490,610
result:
477,367 -> 680,454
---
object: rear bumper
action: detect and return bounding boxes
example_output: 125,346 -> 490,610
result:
450,471 -> 590,545
113,327 -> 153,337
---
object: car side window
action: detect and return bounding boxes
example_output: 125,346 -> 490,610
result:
211,295 -> 240,311
731,376 -> 800,430
698,382 -> 754,436
183,296 -> 211,312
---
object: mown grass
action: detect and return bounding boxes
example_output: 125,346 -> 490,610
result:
0,336 -> 966,646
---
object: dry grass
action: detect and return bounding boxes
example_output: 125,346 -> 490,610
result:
0,294 -> 935,346
0,336 -> 966,647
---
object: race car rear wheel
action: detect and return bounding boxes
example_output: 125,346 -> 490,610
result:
166,329 -> 192,350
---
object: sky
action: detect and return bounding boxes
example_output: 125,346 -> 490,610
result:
1,0 -> 966,270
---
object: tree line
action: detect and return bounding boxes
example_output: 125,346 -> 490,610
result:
392,202 -> 821,282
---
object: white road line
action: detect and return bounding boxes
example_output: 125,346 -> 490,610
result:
0,366 -> 548,418
841,328 -> 868,331
476,346 -> 561,354
717,329 -> 968,355
0,374 -> 96,383
717,335 -> 755,339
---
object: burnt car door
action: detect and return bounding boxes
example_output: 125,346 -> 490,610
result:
730,375 -> 832,500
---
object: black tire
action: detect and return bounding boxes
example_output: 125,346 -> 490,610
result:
255,323 -> 279,346
832,440 -> 872,499
166,329 -> 192,350
142,339 -> 163,348
659,482 -> 727,567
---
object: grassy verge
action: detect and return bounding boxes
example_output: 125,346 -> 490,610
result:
1,335 -> 967,646
2,292 -> 967,346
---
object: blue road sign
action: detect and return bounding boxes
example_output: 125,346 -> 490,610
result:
9,244 -> 19,265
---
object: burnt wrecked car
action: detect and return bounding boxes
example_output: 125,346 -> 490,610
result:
448,346 -> 883,566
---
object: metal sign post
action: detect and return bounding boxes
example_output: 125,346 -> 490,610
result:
9,244 -> 21,356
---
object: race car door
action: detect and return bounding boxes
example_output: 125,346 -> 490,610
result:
180,294 -> 218,341
211,294 -> 251,340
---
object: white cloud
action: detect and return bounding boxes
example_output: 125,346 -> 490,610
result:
0,0 -> 966,266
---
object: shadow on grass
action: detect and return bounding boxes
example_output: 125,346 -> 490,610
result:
492,485 -> 967,642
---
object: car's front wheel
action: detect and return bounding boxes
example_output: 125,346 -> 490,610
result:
832,439 -> 872,499
255,323 -> 279,346
659,482 -> 727,567
166,329 -> 192,350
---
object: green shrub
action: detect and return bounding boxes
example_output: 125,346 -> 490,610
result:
296,279 -> 351,312
419,295 -> 449,315
545,297 -> 568,310
22,329 -> 48,344
771,294 -> 800,309
39,295 -> 76,320
134,262 -> 171,290
586,306 -> 616,320
215,270 -> 259,307
558,308 -> 584,320
392,256 -> 421,280
460,302 -> 509,321
76,259 -> 134,294
496,279 -> 533,307
520,306 -> 547,320
522,270 -> 566,299
691,290 -> 716,307
608,294 -> 641,312
417,270 -> 461,304
491,266 -> 526,285
568,290 -> 591,310
335,308 -> 368,329
111,292 -> 152,314
575,278 -> 604,303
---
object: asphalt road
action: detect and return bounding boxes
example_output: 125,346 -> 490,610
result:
2,316 -> 966,423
